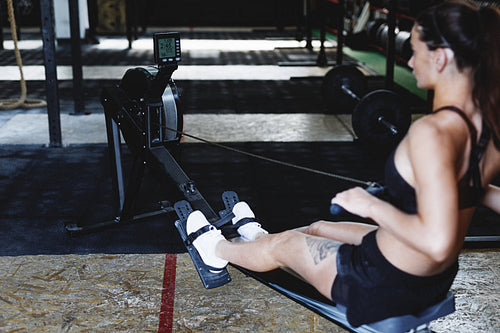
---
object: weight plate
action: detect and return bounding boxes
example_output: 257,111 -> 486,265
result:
366,19 -> 385,42
352,90 -> 411,149
395,30 -> 412,60
378,24 -> 389,49
322,65 -> 368,114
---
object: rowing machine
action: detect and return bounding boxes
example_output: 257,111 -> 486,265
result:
64,32 -> 457,332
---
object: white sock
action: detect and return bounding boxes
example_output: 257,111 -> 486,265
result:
186,210 -> 228,270
232,202 -> 268,241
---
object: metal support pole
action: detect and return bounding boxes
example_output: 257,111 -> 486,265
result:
316,0 -> 328,66
385,0 -> 397,89
305,0 -> 313,50
69,0 -> 87,115
295,0 -> 303,41
125,0 -> 135,48
0,1 -> 4,50
40,0 -> 62,147
336,0 -> 345,66
274,0 -> 284,31
86,0 -> 99,44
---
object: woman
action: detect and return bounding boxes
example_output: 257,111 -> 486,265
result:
185,0 -> 500,326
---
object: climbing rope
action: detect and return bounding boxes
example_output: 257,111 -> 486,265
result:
0,0 -> 46,110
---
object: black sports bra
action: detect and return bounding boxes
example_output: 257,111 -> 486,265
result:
384,106 -> 490,214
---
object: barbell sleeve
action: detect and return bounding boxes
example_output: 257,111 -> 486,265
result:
341,84 -> 361,101
377,116 -> 399,136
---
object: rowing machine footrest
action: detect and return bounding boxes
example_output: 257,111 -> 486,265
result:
217,190 -> 243,239
174,200 -> 231,289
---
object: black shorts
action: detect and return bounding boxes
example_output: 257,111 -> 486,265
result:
331,230 -> 458,327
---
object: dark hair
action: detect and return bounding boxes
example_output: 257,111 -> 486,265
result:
416,0 -> 500,149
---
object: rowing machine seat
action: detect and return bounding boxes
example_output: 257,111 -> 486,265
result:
270,282 -> 454,333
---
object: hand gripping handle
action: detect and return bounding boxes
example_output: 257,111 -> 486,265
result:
330,183 -> 386,216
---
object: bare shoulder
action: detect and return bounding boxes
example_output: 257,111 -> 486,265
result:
393,112 -> 469,187
400,112 -> 473,186
406,112 -> 469,150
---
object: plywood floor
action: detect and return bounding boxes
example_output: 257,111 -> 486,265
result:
1,250 -> 498,332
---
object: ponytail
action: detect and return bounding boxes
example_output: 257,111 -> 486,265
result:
473,5 -> 500,149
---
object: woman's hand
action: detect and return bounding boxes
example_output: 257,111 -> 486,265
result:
331,187 -> 380,219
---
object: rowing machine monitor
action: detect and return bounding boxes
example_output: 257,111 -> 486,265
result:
154,32 -> 181,66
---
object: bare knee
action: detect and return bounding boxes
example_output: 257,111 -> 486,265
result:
267,230 -> 304,267
269,230 -> 301,249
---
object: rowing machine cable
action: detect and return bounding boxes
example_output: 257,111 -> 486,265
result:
157,123 -> 374,187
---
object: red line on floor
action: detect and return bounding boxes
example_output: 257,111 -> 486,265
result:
158,254 -> 177,333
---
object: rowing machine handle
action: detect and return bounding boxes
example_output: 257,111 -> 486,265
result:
330,183 -> 386,216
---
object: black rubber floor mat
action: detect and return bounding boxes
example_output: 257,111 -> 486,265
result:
0,142 -> 497,256
0,77 -> 426,115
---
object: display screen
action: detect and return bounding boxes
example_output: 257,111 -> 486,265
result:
158,37 -> 176,58
154,32 -> 181,65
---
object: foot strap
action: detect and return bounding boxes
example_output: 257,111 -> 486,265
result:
185,224 -> 215,246
174,200 -> 231,289
232,217 -> 261,230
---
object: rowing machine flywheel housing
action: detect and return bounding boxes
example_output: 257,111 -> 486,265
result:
120,66 -> 183,148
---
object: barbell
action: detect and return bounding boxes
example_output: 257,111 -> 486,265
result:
322,64 -> 412,149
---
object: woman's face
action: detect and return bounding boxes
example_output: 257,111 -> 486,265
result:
408,25 -> 435,89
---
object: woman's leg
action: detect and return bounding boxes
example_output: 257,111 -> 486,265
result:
187,203 -> 375,300
215,230 -> 341,300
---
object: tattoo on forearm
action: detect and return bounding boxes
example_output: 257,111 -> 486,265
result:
306,236 -> 340,265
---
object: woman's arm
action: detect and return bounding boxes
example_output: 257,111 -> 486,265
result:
482,185 -> 500,214
332,116 -> 464,262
